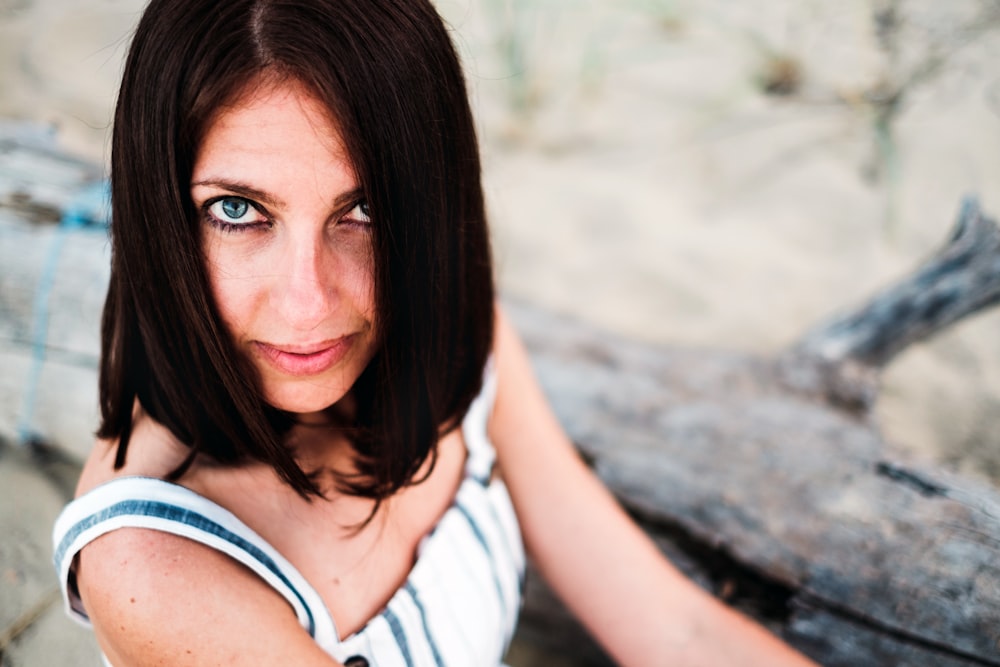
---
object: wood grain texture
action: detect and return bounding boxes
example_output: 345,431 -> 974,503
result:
509,297 -> 1000,666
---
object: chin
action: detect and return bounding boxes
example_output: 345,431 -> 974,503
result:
264,383 -> 351,417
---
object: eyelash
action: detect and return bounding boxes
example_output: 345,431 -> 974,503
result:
342,202 -> 372,229
202,196 -> 270,233
200,197 -> 372,233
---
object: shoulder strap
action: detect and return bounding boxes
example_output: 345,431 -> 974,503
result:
461,357 -> 498,485
52,477 -> 338,648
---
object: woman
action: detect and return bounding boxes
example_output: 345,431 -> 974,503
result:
53,0 -> 817,665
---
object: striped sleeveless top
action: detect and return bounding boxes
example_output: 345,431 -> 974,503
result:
52,366 -> 525,666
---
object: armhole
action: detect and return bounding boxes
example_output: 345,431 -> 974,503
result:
52,477 -> 339,648
461,357 -> 498,484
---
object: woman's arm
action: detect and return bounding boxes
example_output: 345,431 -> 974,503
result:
77,528 -> 343,667
489,306 -> 817,667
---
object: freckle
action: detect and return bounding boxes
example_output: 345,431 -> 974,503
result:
130,597 -> 135,603
120,625 -> 125,631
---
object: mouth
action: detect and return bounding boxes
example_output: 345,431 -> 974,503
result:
253,336 -> 354,376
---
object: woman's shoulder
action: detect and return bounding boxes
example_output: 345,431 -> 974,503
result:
75,412 -> 197,497
57,429 -> 342,663
74,523 -> 339,666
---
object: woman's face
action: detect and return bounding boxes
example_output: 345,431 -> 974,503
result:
191,79 -> 378,419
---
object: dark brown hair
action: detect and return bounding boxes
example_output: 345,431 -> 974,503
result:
98,0 -> 494,499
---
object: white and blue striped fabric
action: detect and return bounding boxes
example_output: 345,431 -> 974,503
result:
52,366 -> 525,666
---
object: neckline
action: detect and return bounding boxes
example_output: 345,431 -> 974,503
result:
64,362 -> 497,646
71,471 -> 484,646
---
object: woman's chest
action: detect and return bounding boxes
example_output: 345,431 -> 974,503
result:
262,499 -> 436,636
189,431 -> 468,637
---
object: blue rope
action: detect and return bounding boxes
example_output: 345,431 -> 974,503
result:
16,179 -> 109,446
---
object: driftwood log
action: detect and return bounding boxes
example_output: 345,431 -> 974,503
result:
1,125 -> 999,666
509,199 -> 1000,666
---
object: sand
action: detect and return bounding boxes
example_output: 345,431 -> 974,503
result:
3,0 -> 998,475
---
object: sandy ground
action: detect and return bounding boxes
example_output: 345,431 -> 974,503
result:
1,0 -> 999,663
448,0 -> 1000,482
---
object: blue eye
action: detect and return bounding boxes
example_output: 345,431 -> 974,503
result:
221,198 -> 248,219
205,196 -> 267,230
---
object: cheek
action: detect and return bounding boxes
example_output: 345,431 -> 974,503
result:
202,227 -> 377,335
203,238 -> 263,336
336,229 -> 377,318
349,258 -> 376,319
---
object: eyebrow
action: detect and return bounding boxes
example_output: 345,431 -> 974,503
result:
190,180 -> 364,211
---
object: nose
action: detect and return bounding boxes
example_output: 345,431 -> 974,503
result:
273,233 -> 337,331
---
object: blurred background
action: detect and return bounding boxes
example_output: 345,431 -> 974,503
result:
1,0 -> 999,663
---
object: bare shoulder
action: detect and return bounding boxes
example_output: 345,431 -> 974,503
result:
76,412 -> 196,497
77,527 -> 339,666
72,415 -> 342,664
72,412 -> 343,665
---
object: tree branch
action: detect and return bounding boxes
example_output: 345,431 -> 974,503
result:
780,197 -> 1000,409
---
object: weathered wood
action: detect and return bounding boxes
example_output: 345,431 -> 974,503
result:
508,299 -> 1000,666
795,197 -> 1000,368
780,198 -> 1000,410
0,123 -> 108,454
2,124 -> 999,666
0,121 -> 105,226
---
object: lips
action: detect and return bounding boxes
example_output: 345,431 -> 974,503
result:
252,336 -> 353,376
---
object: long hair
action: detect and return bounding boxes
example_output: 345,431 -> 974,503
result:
99,0 -> 495,499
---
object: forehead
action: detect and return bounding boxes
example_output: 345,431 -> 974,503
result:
194,79 -> 351,174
